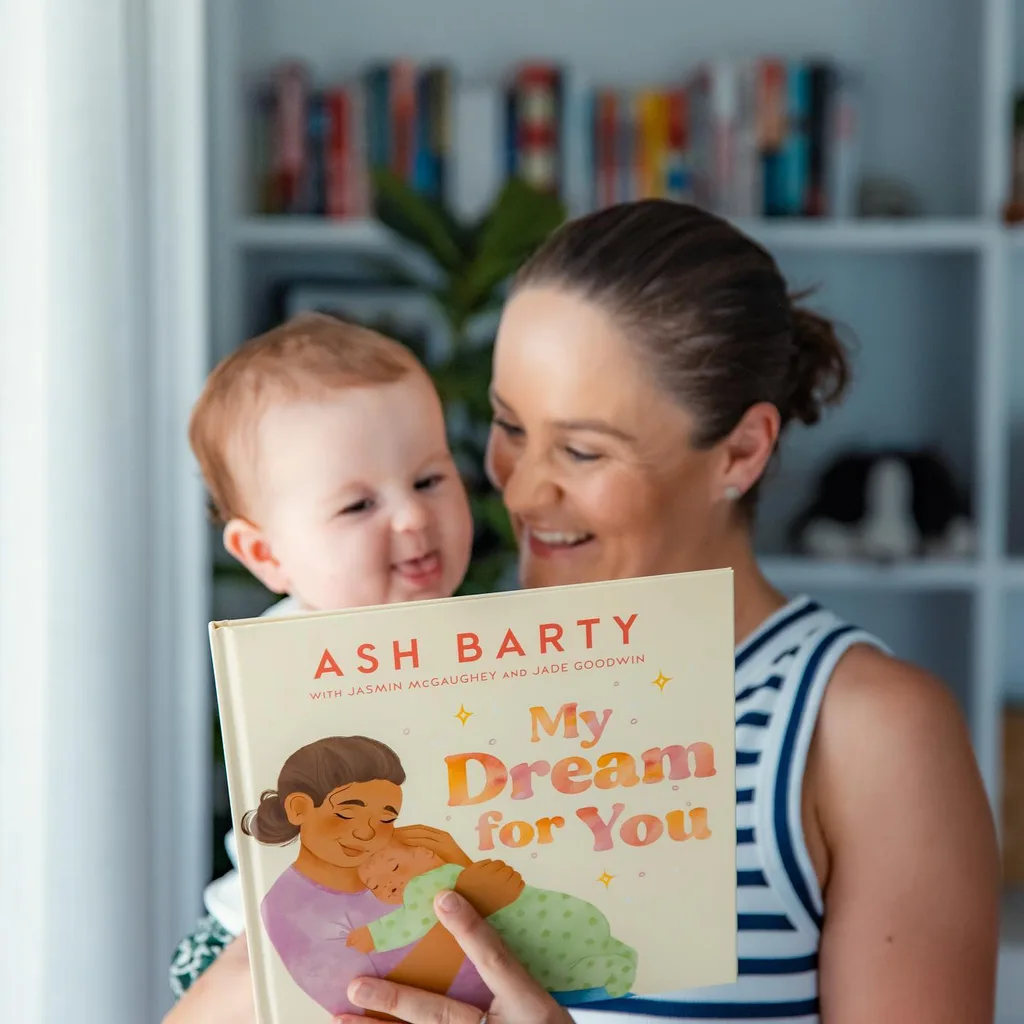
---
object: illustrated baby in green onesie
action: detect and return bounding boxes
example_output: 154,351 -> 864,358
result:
348,840 -> 637,999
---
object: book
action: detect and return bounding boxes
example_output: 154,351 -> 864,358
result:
210,568 -> 738,1022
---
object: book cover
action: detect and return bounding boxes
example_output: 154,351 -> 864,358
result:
210,569 -> 738,1022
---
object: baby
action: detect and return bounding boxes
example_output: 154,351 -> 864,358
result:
172,312 -> 476,1003
188,311 -> 474,614
349,840 -> 638,1000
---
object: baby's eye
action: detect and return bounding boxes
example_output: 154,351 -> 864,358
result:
414,473 -> 444,491
339,497 -> 373,515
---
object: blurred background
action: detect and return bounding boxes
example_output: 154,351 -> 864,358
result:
3,0 -> 1024,1021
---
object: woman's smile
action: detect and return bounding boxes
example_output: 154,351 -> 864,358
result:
523,524 -> 596,557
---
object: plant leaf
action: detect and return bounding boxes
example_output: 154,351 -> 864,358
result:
456,178 -> 566,315
370,168 -> 470,273
431,344 -> 495,419
471,490 -> 517,548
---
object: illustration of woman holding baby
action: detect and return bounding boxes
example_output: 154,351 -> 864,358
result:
244,735 -> 635,1019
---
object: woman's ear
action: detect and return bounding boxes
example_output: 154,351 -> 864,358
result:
223,517 -> 290,594
719,401 -> 781,499
283,792 -> 315,826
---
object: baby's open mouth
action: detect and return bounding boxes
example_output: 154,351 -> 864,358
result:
392,551 -> 442,586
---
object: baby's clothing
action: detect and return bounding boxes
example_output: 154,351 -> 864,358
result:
368,863 -> 637,998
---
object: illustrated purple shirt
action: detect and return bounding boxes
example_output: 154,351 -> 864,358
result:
260,866 -> 491,1016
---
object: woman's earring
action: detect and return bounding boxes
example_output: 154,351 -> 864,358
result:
724,485 -> 742,502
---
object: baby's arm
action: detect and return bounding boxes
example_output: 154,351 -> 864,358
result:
366,863 -> 463,952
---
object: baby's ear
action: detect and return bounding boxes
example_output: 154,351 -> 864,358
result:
223,518 -> 290,594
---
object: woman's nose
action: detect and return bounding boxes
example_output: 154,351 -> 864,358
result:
352,821 -> 375,841
501,448 -> 559,515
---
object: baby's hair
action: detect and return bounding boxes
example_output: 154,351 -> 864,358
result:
188,311 -> 425,523
241,735 -> 406,846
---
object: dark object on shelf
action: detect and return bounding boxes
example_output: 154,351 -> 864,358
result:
1003,92 -> 1024,226
788,448 -> 975,562
857,175 -> 921,218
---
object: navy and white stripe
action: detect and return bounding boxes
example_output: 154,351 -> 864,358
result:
572,596 -> 887,1024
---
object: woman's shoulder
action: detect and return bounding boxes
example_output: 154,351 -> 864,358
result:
822,642 -> 966,753
811,642 -> 991,840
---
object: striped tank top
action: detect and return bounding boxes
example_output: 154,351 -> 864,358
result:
572,595 -> 887,1023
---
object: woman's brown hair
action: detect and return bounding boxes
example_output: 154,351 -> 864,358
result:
513,199 -> 851,509
240,735 -> 406,845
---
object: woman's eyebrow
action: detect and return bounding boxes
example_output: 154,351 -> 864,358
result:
490,389 -> 635,442
553,418 -> 636,442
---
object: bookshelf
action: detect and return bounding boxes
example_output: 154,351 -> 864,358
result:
235,215 -> 996,253
204,0 -> 1023,1014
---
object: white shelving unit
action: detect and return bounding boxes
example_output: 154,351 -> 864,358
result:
204,0 -> 1024,1015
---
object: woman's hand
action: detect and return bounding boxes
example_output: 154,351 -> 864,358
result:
337,889 -> 570,1024
394,825 -> 473,868
454,859 -> 525,917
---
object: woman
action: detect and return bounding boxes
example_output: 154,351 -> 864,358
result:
165,200 -> 999,1023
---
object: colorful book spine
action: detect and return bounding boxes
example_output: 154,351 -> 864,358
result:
248,55 -> 863,222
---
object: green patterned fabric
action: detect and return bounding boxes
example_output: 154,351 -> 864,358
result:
169,913 -> 234,998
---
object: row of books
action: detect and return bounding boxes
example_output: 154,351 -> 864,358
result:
249,57 -> 862,223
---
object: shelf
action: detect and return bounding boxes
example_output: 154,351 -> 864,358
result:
736,217 -> 995,252
759,557 -> 980,591
235,215 -> 997,257
1003,561 -> 1024,589
236,216 -> 395,251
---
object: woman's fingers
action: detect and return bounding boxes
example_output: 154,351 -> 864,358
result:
432,889 -> 548,1006
339,977 -> 482,1024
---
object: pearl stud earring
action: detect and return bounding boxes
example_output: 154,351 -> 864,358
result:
724,485 -> 742,501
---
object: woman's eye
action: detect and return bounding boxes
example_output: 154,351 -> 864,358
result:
566,446 -> 601,462
380,817 -> 397,825
414,473 -> 444,491
339,498 -> 373,515
493,417 -> 525,438
334,813 -> 353,820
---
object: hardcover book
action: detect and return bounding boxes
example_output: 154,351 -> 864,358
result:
210,569 -> 738,1022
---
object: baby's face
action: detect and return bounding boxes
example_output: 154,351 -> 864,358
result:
240,373 -> 473,610
358,841 -> 445,903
